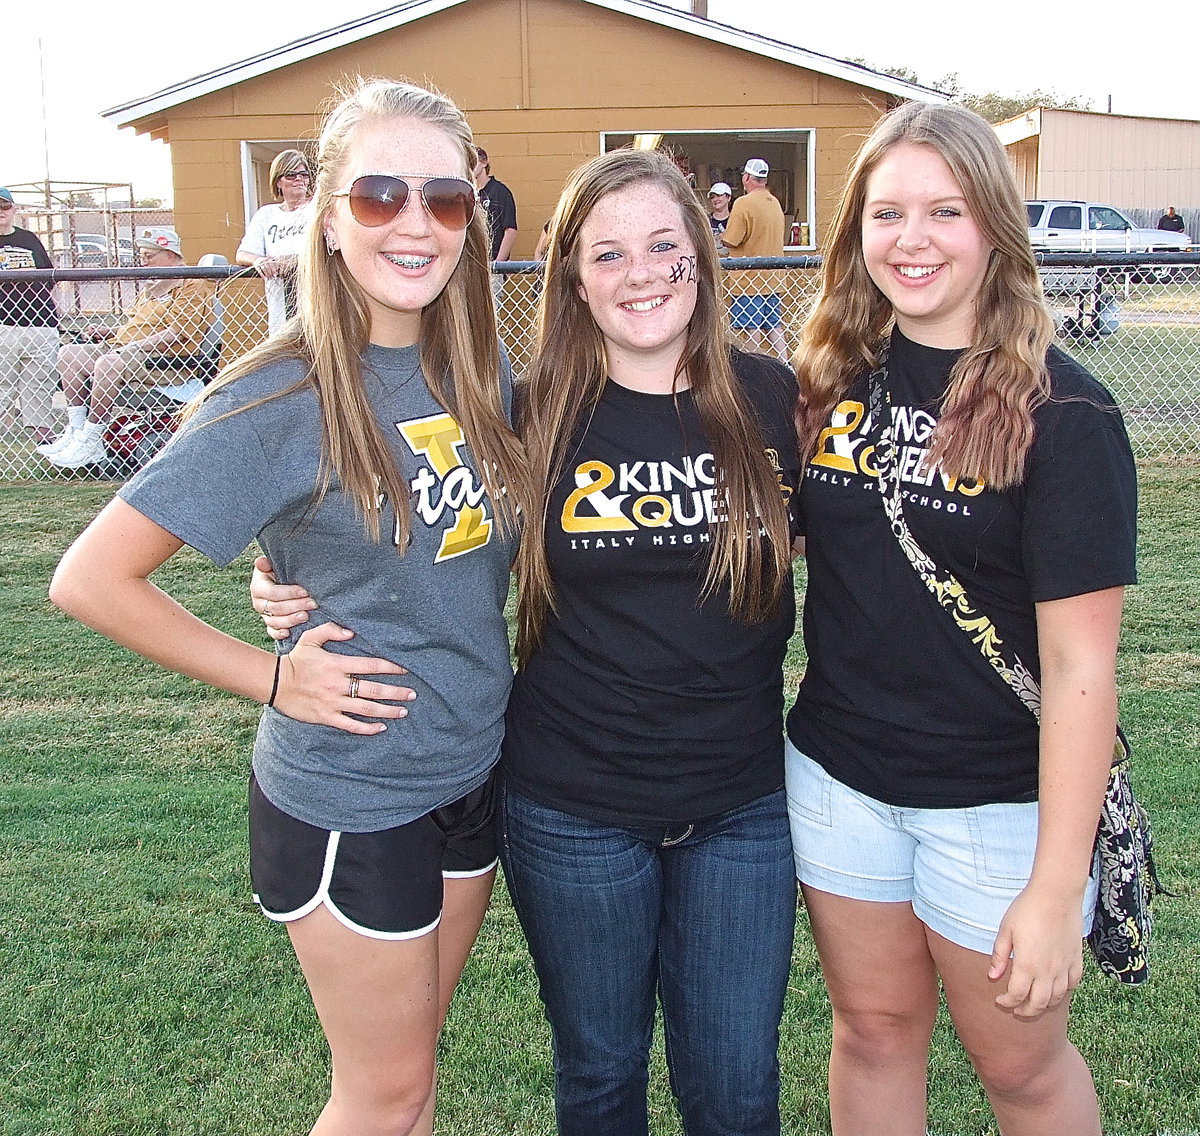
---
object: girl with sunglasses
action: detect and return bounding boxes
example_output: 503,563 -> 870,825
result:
51,78 -> 529,1136
257,147 -> 802,1136
786,102 -> 1134,1134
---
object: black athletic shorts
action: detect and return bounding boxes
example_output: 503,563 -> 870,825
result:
248,772 -> 497,940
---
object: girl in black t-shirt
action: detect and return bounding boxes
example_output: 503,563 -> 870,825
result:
787,102 -> 1132,1135
503,148 -> 801,1136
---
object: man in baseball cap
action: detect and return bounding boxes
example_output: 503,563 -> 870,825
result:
721,159 -> 787,358
134,227 -> 183,256
44,228 -> 214,468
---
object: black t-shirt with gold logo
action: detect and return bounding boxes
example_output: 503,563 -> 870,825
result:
787,328 -> 1137,808
503,351 -> 801,826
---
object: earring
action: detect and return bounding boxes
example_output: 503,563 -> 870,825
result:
325,232 -> 338,255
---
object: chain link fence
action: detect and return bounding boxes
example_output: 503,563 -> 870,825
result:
3,255 -> 1198,482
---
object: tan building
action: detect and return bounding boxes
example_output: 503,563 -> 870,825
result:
105,0 -> 942,265
997,107 -> 1200,228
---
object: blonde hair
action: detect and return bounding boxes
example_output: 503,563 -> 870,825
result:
268,149 -> 310,199
516,148 -> 792,665
795,101 -> 1053,488
195,77 -> 528,547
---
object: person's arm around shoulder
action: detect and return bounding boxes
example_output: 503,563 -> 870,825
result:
50,499 -> 411,734
988,585 -> 1124,1019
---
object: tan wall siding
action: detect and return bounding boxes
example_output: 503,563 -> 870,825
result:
1006,137 -> 1040,199
1036,110 -> 1200,209
157,0 -> 894,257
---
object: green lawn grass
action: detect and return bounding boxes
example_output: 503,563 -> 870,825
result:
2,474 -> 1197,1136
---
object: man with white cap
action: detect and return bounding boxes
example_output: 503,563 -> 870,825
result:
43,228 -> 215,469
707,182 -> 733,254
0,186 -> 60,447
722,158 -> 787,359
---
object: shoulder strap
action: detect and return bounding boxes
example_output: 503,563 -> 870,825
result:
866,347 -> 1043,720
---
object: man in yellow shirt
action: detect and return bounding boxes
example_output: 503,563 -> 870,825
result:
44,228 -> 216,469
722,159 -> 787,359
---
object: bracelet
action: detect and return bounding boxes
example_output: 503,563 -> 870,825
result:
267,654 -> 282,708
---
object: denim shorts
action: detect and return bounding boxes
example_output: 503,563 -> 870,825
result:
729,293 -> 782,329
784,740 -> 1098,955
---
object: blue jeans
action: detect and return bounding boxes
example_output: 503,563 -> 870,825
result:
499,782 -> 796,1136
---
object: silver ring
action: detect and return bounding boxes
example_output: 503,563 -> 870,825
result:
263,601 -> 272,617
347,677 -> 361,699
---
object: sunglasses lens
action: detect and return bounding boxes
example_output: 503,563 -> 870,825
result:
348,175 -> 409,227
422,178 -> 476,231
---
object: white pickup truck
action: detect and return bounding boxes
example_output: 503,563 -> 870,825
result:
1028,200 -> 1191,290
1026,200 -> 1191,253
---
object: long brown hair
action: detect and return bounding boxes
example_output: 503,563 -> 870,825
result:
795,101 -> 1053,489
516,148 -> 792,665
194,77 -> 529,546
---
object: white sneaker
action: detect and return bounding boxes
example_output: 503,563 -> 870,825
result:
36,428 -> 78,457
48,428 -> 107,469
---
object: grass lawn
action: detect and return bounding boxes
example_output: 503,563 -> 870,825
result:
2,472 -> 1197,1136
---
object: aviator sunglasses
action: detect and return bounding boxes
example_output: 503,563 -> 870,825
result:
333,174 -> 477,231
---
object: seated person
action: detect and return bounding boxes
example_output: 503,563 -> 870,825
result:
42,229 -> 215,469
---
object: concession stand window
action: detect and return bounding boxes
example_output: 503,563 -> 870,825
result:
601,129 -> 815,249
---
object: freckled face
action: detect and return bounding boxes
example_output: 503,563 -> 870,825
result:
326,116 -> 470,347
574,181 -> 698,379
861,142 -> 993,349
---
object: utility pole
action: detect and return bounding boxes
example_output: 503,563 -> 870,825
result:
38,38 -> 51,208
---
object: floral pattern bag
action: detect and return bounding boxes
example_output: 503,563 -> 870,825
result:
865,348 -> 1165,984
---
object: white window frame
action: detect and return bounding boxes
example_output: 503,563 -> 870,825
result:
600,128 -> 817,249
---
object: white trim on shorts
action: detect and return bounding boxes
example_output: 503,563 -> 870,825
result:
252,829 -> 444,942
443,856 -> 499,880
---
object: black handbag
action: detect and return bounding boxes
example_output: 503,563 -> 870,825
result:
864,346 -> 1164,984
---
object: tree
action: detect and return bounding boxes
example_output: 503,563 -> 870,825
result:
135,197 -> 165,209
959,89 -> 1092,124
852,60 -> 1092,123
850,60 -> 961,97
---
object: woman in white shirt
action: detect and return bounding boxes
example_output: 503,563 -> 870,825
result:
237,148 -> 314,334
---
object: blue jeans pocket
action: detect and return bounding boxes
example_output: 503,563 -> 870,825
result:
965,803 -> 1037,885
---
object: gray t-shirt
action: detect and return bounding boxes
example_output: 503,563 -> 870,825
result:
120,344 -> 517,831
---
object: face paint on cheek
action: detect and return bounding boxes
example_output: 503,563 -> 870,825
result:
669,255 -> 697,285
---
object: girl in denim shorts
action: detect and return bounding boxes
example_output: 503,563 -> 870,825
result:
786,102 -> 1135,1135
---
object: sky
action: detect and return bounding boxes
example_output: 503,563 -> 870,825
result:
9,0 -> 1196,205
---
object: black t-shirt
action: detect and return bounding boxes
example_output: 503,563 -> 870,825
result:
1157,214 -> 1186,232
0,227 -> 58,327
503,351 -> 801,826
787,328 -> 1137,808
479,177 -> 518,259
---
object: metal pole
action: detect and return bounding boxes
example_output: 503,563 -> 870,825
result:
38,38 -> 52,209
